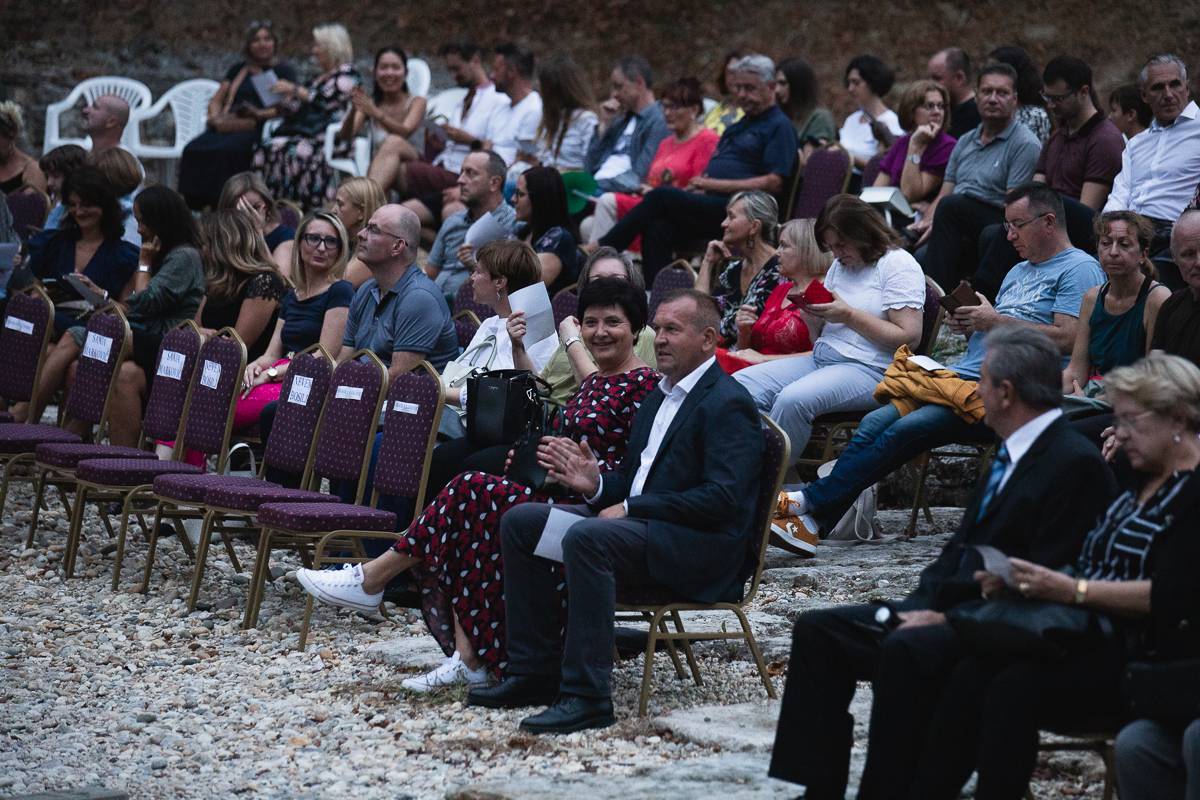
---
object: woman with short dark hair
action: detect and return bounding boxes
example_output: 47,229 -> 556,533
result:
295,275 -> 661,691
734,194 -> 925,469
839,54 -> 904,171
178,21 -> 298,210
874,80 -> 958,205
513,166 -> 584,293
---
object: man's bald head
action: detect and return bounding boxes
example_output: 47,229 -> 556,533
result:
357,203 -> 422,272
82,94 -> 130,148
1173,208 -> 1200,296
97,95 -> 130,126
375,204 -> 421,249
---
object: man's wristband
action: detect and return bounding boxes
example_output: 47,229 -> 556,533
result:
1074,578 -> 1089,605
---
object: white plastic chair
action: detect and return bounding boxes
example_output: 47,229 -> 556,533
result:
426,87 -> 468,122
128,79 -> 220,160
323,121 -> 370,179
406,58 -> 432,98
43,76 -> 153,153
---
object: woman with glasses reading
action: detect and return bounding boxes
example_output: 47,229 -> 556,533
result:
237,211 -> 353,430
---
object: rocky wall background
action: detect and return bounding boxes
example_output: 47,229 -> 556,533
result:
2,0 -> 1198,152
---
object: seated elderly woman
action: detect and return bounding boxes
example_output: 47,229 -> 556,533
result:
0,101 -> 47,195
873,79 -> 957,209
734,195 -> 924,478
1062,211 -> 1171,396
339,47 -> 427,171
252,23 -> 362,210
237,211 -> 353,431
178,21 -> 297,210
218,172 -> 295,274
716,218 -> 832,373
583,78 -> 719,245
903,353 -> 1200,800
294,277 -> 661,691
697,189 -> 784,347
330,176 -> 385,287
27,186 -> 204,440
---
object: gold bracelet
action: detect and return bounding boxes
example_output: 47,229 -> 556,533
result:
1074,578 -> 1089,605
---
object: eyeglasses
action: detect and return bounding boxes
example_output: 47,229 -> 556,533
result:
1040,90 -> 1076,105
363,223 -> 406,245
1002,212 -> 1051,233
247,19 -> 273,31
301,233 -> 340,250
1113,410 -> 1156,432
921,102 -> 946,111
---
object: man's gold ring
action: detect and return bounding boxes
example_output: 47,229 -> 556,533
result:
1018,581 -> 1031,595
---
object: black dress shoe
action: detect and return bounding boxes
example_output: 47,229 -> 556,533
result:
519,694 -> 616,734
466,675 -> 559,709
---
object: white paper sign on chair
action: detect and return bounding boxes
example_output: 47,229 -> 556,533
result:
156,350 -> 186,380
82,332 -> 113,362
335,385 -> 363,401
287,375 -> 313,406
4,316 -> 34,335
200,360 -> 222,389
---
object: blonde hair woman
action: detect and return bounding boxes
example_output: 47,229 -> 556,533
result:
196,210 -> 288,360
331,176 -> 385,287
0,101 -> 47,195
717,218 -> 834,373
252,22 -> 363,210
237,211 -> 354,430
219,171 -> 295,274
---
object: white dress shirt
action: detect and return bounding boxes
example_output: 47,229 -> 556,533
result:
586,356 -> 715,506
995,408 -> 1062,495
434,83 -> 507,173
1103,101 -> 1200,221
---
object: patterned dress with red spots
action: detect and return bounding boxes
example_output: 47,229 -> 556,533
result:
393,366 -> 660,674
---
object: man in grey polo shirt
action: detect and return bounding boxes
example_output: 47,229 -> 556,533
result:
342,204 -> 460,379
424,150 -> 517,302
911,62 -> 1041,297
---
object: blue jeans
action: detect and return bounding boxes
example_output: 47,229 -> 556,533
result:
804,402 -> 994,532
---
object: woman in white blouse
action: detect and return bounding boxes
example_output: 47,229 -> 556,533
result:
734,194 -> 925,462
527,54 -> 597,171
838,54 -> 904,172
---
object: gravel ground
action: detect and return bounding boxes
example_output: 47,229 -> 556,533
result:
0,477 -> 1110,799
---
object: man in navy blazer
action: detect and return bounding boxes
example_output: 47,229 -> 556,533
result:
467,289 -> 764,733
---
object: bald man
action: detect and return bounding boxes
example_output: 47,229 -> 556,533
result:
340,204 -> 459,379
82,94 -> 130,152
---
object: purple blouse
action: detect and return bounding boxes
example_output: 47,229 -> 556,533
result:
877,131 -> 957,192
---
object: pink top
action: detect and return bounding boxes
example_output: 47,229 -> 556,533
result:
716,281 -> 813,374
877,131 -> 957,193
615,128 -> 720,218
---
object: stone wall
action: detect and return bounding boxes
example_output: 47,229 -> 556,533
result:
3,0 -> 1197,152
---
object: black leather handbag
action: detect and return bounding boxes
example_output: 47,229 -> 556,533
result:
945,598 -> 1108,660
1123,659 -> 1200,720
465,369 -> 551,447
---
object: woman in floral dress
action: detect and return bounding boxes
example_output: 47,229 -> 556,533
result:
252,23 -> 362,210
296,277 -> 661,690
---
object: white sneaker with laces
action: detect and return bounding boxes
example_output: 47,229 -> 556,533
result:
295,564 -> 383,614
401,652 -> 491,693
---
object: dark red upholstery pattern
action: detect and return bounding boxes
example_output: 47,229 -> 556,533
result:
261,351 -> 332,475
34,442 -> 156,468
0,424 -> 81,454
142,325 -> 203,442
64,311 -> 127,425
152,473 -> 268,503
203,483 -> 338,512
75,457 -> 202,485
256,501 -> 396,533
0,290 -> 52,403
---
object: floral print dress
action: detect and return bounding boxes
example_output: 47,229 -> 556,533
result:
713,255 -> 782,345
393,366 -> 660,674
253,64 -> 362,210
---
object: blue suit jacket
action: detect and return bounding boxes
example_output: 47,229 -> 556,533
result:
592,361 -> 763,603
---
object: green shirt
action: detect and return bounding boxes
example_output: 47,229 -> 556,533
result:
125,246 -> 206,338
541,328 -> 658,406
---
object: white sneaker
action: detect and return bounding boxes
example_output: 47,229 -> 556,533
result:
785,490 -> 807,516
401,652 -> 491,693
295,564 -> 383,614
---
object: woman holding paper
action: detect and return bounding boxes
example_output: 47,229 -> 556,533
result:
295,276 -> 660,690
236,211 -> 353,431
178,21 -> 298,211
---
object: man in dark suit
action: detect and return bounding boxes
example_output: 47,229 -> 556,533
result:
467,289 -> 764,733
769,326 -> 1118,799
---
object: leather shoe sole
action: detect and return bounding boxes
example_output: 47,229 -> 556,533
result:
466,679 -> 558,709
519,699 -> 616,734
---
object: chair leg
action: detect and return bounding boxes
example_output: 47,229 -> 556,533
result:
25,467 -> 49,549
216,521 -> 243,573
186,511 -> 218,612
638,608 -> 670,717
731,605 -> 776,699
63,485 -> 89,578
1101,743 -> 1117,800
298,595 -> 315,652
137,501 -> 167,593
907,453 -> 933,537
669,610 -> 703,686
242,529 -> 274,629
110,489 -> 144,591
656,616 -> 688,680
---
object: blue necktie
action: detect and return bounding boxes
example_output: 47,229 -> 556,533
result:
975,444 -> 1011,523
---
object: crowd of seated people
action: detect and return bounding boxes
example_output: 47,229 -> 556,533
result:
9,29 -> 1200,796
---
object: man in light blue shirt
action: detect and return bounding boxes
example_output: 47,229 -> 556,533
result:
584,55 -> 670,194
782,184 -> 1104,542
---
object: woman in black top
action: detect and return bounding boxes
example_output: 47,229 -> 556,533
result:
905,354 -> 1200,800
178,21 -> 297,210
512,166 -> 583,295
196,210 -> 287,362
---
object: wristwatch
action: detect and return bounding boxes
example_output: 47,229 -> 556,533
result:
137,264 -> 152,273
267,366 -> 279,380
562,335 -> 582,350
1073,578 -> 1089,605
908,153 -> 921,165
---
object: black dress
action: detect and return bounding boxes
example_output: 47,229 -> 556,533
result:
177,60 -> 297,210
200,271 -> 288,360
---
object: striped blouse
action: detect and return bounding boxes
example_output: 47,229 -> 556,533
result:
1074,470 -> 1193,581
